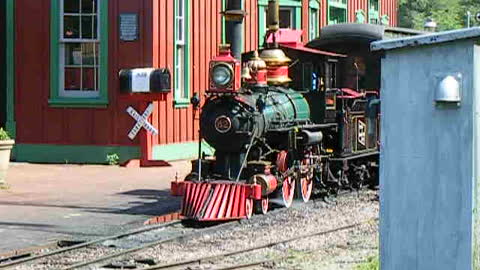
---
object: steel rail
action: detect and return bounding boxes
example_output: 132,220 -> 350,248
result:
62,221 -> 239,270
211,258 -> 278,270
0,220 -> 181,269
143,217 -> 379,270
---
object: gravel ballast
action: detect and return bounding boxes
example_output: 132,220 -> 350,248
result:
13,190 -> 379,270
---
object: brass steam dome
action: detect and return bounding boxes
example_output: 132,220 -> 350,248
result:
259,48 -> 292,85
259,48 -> 291,66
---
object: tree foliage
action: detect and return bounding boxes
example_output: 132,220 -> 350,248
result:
398,0 -> 480,31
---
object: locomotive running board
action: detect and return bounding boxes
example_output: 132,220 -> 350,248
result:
330,151 -> 379,161
171,181 -> 262,221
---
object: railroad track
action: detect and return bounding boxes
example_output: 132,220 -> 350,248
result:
0,218 -> 190,270
0,206 -> 287,269
0,220 -> 185,268
1,191 -> 375,269
140,218 -> 377,270
60,221 -> 237,270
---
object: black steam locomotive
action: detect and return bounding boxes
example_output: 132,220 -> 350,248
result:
170,2 -> 409,221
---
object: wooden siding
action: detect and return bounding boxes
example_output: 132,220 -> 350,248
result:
15,0 -> 227,148
13,0 -> 397,150
348,0 -> 368,23
380,0 -> 397,26
302,0 -> 309,42
244,0 -> 259,51
318,0 -> 398,27
320,0 -> 327,28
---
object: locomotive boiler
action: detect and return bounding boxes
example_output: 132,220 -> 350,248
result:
171,0 -> 381,221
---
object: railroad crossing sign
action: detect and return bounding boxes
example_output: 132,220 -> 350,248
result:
126,103 -> 158,140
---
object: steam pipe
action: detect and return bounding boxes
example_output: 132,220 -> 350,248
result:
224,0 -> 245,60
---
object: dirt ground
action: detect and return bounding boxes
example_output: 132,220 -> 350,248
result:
0,161 -> 190,253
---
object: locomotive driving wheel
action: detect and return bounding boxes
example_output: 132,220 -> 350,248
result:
254,198 -> 269,215
245,198 -> 253,219
282,175 -> 295,208
296,154 -> 314,202
297,173 -> 313,203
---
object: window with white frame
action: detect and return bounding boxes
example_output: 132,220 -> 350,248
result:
263,7 -> 296,29
61,0 -> 100,98
369,0 -> 380,24
309,8 -> 318,40
258,0 -> 301,47
328,0 -> 347,25
175,0 -> 189,104
279,7 -> 295,28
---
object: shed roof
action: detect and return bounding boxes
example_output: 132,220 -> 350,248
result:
371,27 -> 480,52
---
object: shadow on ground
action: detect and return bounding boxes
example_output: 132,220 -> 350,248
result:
0,188 -> 180,216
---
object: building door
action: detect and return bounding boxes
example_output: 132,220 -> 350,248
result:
0,1 -> 6,128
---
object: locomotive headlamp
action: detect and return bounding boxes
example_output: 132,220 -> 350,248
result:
208,45 -> 241,92
211,64 -> 234,87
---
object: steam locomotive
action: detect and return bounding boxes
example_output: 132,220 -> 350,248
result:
170,2 -> 402,221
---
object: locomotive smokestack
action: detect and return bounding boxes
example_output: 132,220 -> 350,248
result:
263,0 -> 280,48
267,0 -> 280,33
223,0 -> 246,60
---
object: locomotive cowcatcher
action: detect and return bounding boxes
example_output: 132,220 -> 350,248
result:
171,0 -> 380,221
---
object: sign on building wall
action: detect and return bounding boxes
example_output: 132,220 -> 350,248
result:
120,13 -> 138,41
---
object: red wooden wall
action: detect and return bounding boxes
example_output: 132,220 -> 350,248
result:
15,0 -> 157,147
380,0 -> 398,27
152,0 -> 224,146
244,0 -> 259,51
319,0 -> 398,28
14,0 -> 228,148
348,0 -> 368,23
14,0 -> 397,150
320,0 -> 328,28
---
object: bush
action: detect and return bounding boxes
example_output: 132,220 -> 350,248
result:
0,128 -> 11,141
356,256 -> 379,270
106,153 -> 120,165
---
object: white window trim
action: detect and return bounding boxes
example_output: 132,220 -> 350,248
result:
309,9 -> 318,40
279,7 -> 295,29
175,0 -> 188,102
59,0 -> 101,98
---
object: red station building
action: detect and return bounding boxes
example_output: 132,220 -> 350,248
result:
0,0 -> 398,164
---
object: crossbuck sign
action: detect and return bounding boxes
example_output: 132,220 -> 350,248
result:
126,103 -> 159,140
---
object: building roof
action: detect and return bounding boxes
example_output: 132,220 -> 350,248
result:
371,27 -> 480,52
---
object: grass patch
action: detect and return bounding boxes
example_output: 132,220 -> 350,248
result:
356,256 -> 379,270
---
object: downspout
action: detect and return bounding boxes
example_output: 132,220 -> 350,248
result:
223,0 -> 245,60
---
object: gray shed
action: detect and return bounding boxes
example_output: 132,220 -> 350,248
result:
372,28 -> 480,270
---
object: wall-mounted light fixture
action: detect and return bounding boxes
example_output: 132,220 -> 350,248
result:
424,18 -> 437,32
435,74 -> 461,107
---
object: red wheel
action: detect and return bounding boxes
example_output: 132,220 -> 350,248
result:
255,198 -> 269,215
296,156 -> 314,202
299,176 -> 313,202
245,198 -> 253,219
282,176 -> 295,208
276,151 -> 289,173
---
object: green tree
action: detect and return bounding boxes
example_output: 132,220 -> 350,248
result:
460,0 -> 480,27
398,0 -> 479,31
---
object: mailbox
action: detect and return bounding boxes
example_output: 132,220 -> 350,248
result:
119,68 -> 171,93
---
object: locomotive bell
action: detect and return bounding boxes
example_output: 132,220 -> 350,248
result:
247,51 -> 267,71
245,51 -> 268,86
259,48 -> 292,85
241,65 -> 252,80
